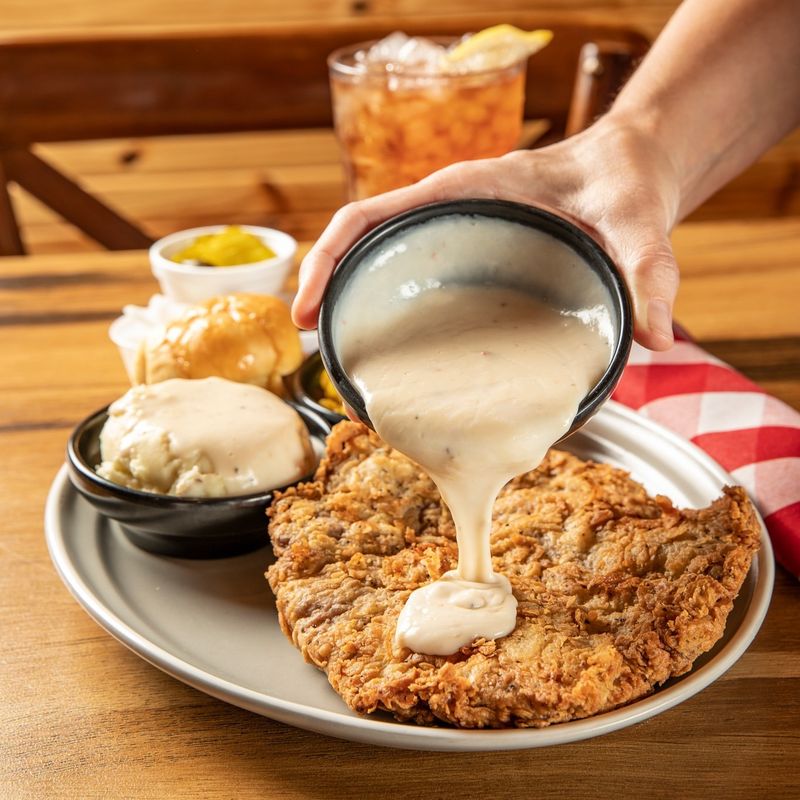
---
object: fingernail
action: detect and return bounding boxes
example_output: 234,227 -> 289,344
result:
647,298 -> 674,344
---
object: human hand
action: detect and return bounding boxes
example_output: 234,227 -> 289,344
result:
293,115 -> 682,351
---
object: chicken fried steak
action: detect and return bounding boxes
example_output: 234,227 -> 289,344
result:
266,422 -> 761,728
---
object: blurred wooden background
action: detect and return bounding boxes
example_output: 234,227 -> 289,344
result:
2,0 -> 799,253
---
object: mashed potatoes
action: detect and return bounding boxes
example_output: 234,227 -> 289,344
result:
97,377 -> 314,497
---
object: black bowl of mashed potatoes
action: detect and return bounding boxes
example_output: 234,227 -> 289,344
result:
66,377 -> 330,558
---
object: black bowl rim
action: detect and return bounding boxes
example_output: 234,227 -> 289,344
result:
318,198 -> 633,431
284,352 -> 349,425
66,399 -> 332,509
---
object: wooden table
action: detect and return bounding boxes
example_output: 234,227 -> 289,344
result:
2,219 -> 799,799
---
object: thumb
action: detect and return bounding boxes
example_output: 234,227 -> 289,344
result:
617,234 -> 679,351
292,162 -> 488,329
292,180 -> 445,329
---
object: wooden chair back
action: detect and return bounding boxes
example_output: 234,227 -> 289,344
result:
0,15 -> 649,255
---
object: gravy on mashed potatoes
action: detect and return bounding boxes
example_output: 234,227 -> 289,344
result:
97,377 -> 313,497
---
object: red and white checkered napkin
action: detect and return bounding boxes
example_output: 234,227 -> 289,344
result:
612,328 -> 800,577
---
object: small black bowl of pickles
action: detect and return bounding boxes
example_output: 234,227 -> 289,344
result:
284,352 -> 348,426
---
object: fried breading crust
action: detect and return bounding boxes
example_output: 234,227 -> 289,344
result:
266,422 -> 761,728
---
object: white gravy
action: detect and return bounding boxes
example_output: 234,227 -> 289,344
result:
336,216 -> 613,656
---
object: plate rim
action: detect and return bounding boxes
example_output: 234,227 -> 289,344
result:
45,400 -> 775,752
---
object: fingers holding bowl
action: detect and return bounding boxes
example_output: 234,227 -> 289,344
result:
292,161 -> 501,329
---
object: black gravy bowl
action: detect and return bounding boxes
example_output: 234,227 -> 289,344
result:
66,402 -> 331,559
318,199 -> 633,438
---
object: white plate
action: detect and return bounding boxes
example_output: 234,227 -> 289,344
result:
45,401 -> 774,752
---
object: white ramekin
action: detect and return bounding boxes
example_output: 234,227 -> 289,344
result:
149,225 -> 298,305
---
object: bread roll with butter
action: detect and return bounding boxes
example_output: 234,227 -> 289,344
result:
135,293 -> 302,395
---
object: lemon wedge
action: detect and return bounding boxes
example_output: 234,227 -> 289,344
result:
444,25 -> 553,71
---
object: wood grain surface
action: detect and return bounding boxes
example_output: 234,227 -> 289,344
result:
0,0 -> 680,39
1,219 -> 799,799
8,122 -> 799,256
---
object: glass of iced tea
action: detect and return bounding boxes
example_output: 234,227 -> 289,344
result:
328,34 -> 527,200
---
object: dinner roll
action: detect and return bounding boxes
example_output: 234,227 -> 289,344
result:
135,293 -> 302,395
